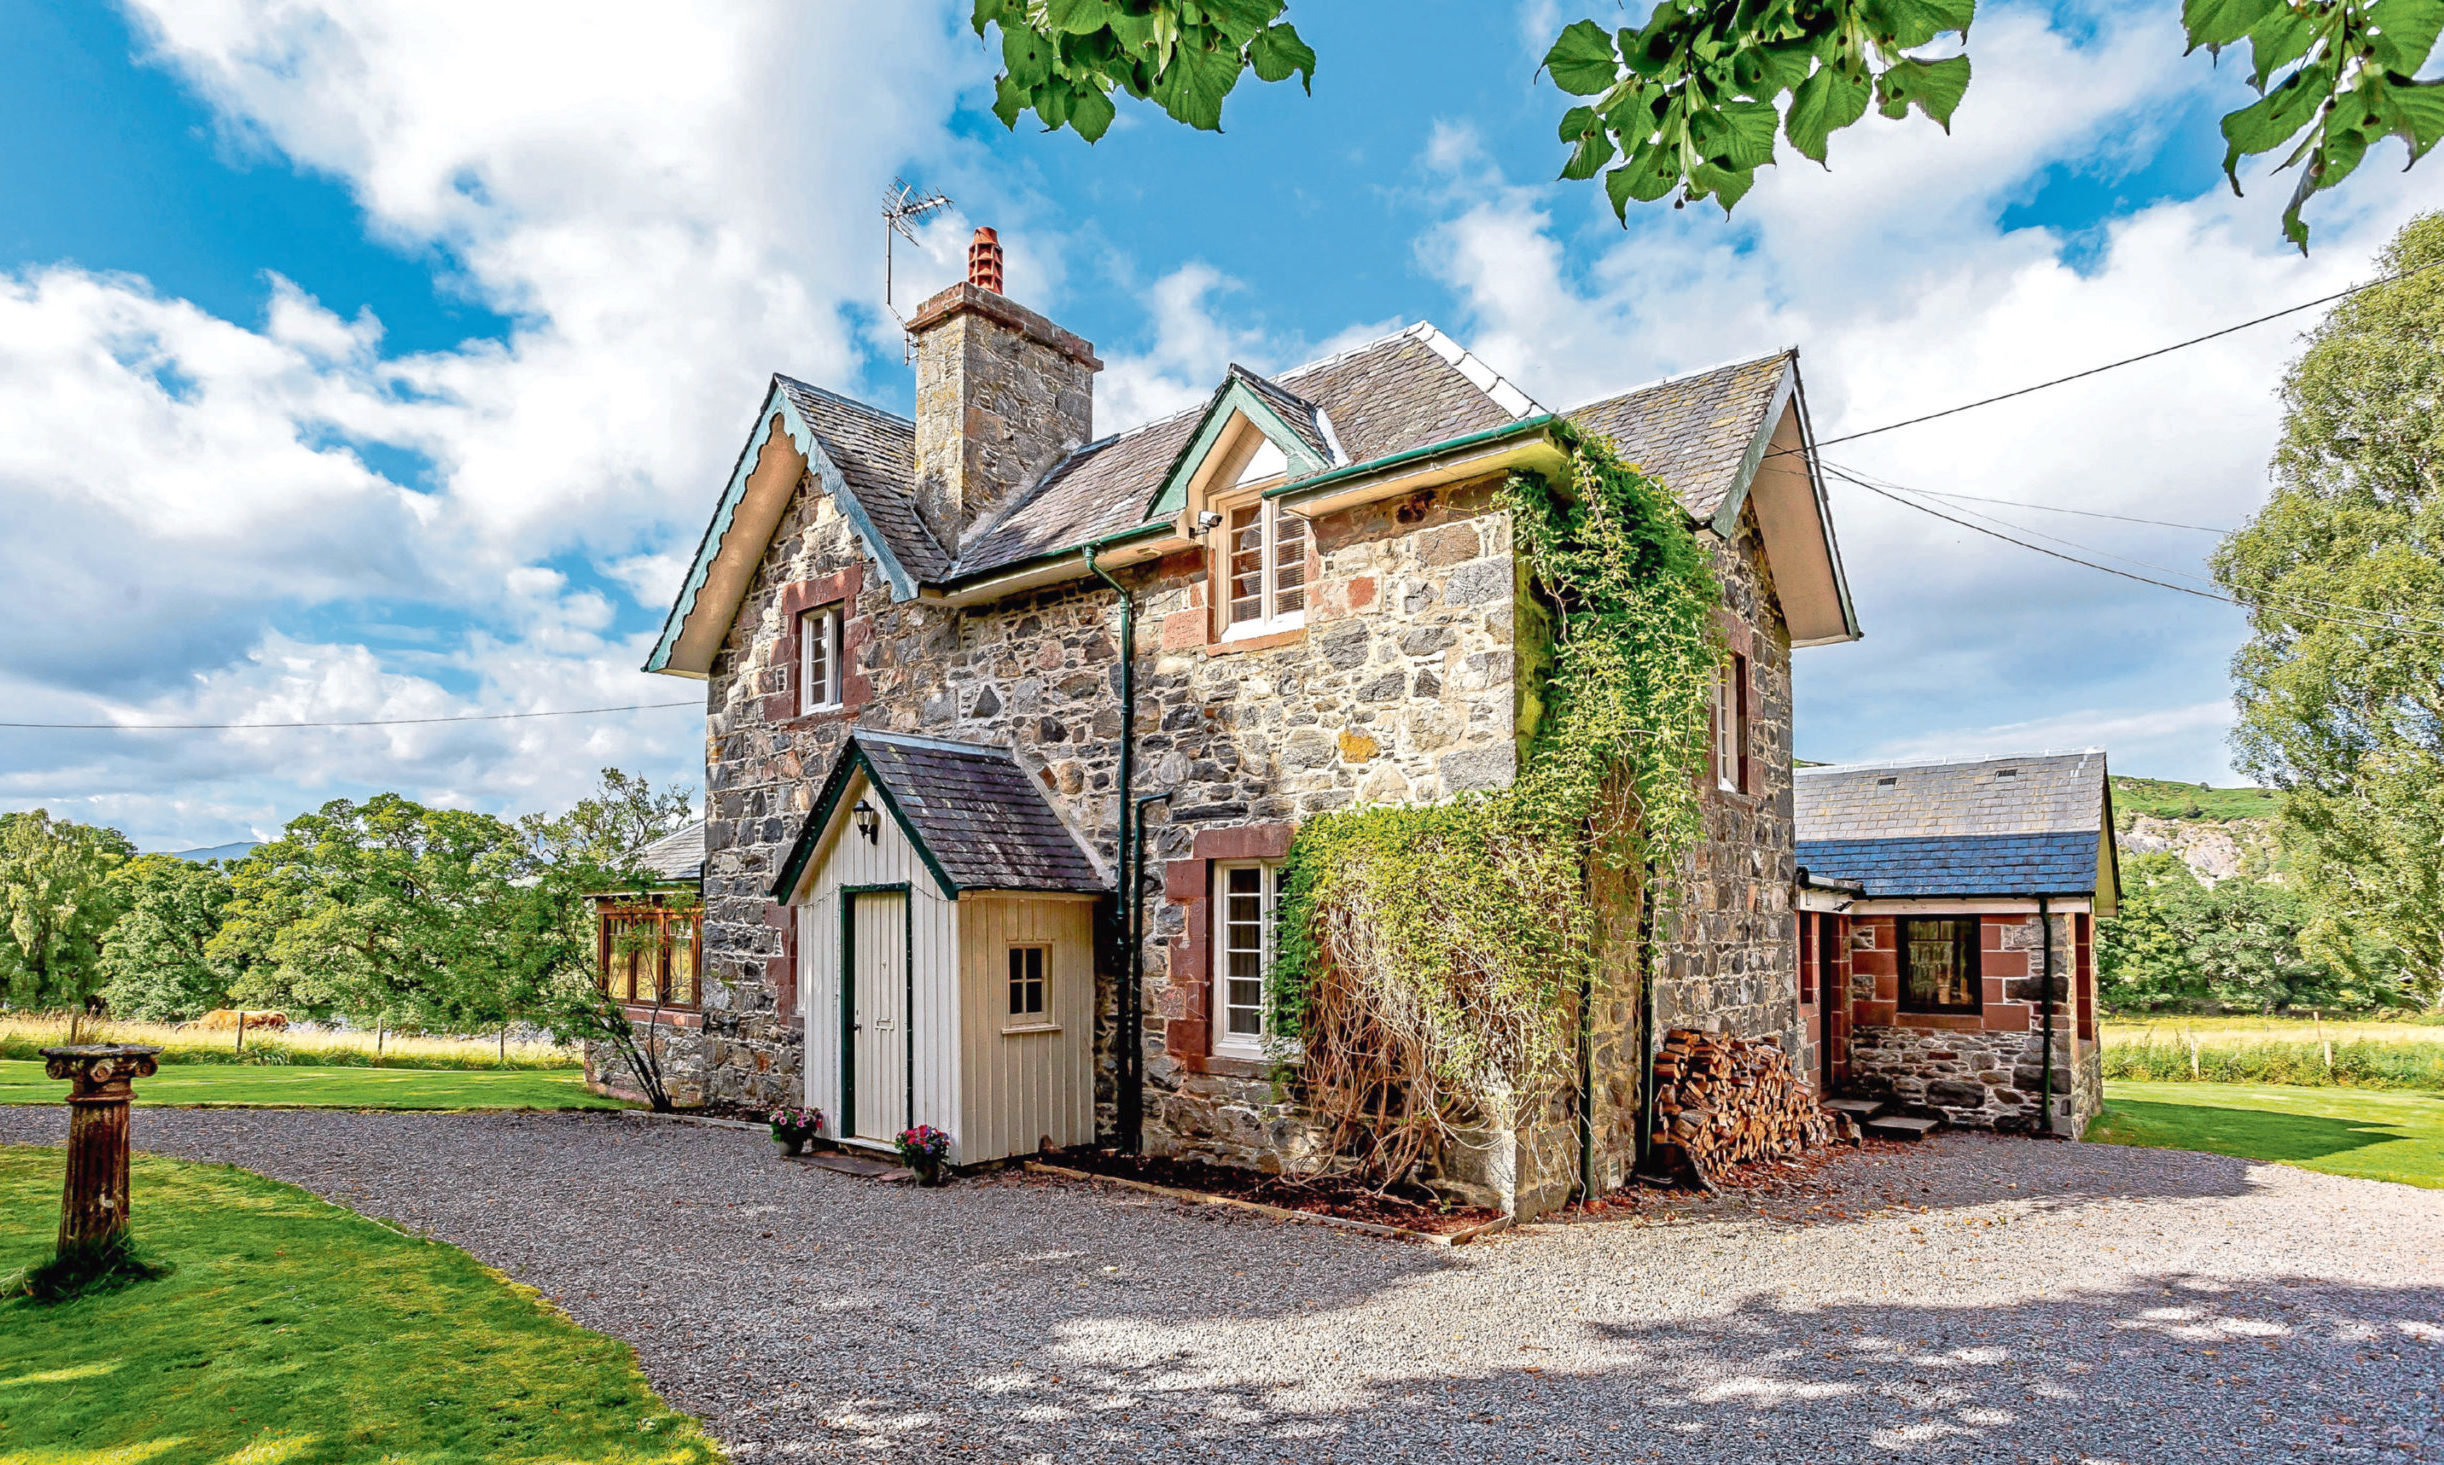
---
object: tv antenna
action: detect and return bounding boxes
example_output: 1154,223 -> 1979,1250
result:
883,177 -> 955,347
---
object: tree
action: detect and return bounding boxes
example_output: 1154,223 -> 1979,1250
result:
0,810 -> 135,1013
211,795 -> 544,1034
520,767 -> 695,869
96,855 -> 237,1022
965,0 -> 2444,249
2098,852 -> 2378,1012
2214,210 -> 2444,1006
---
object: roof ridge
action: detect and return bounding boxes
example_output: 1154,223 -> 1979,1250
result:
1796,748 -> 2105,775
1398,322 -> 1546,419
774,373 -> 915,428
1563,348 -> 1796,418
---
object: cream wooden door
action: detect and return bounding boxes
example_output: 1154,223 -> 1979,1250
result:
847,889 -> 908,1143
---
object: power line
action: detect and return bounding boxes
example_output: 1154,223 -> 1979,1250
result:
0,700 -> 700,732
1828,458 -> 2444,635
1796,254 -> 2444,453
1822,465 -> 2444,640
1893,485 -> 2232,534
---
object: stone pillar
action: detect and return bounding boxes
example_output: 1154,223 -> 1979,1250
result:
40,1044 -> 160,1265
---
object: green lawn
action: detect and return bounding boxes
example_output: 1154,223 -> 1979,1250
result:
0,1147 -> 719,1464
0,1060 -> 626,1111
2087,1080 -> 2444,1188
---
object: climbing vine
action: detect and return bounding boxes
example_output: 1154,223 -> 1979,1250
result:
1268,432 -> 1723,1183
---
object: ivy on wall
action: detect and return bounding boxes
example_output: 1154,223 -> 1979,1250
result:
1267,433 -> 1722,1182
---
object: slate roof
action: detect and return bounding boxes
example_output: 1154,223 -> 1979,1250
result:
1232,365 -> 1337,465
1796,833 -> 2102,899
1565,351 -> 1794,521
1793,752 -> 2113,899
775,376 -> 950,582
773,731 -> 1106,898
954,328 -> 1515,576
633,822 -> 705,883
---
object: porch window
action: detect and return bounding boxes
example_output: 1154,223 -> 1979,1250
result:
1213,860 -> 1282,1058
799,605 -> 842,714
598,902 -> 702,1009
1220,498 -> 1307,638
1898,917 -> 1980,1014
1007,945 -> 1047,1019
1714,654 -> 1749,794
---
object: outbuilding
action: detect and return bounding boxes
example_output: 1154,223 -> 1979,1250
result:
1795,751 -> 2119,1135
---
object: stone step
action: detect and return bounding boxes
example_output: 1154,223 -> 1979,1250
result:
1824,1098 -> 1886,1122
1865,1114 -> 1941,1142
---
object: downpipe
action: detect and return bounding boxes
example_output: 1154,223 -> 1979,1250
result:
1085,540 -> 1145,1154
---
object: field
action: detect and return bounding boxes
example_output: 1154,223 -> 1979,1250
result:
2087,1080 -> 2444,1189
2108,775 -> 2282,821
0,1060 -> 624,1110
0,1146 -> 719,1464
2100,1014 -> 2444,1089
0,1014 -> 580,1070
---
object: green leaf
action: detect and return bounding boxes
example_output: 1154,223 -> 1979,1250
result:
1860,0 -> 1977,50
2379,76 -> 2444,160
1150,27 -> 1242,131
1616,139 -> 1685,208
1041,0 -> 1117,36
1002,22 -> 1057,88
2245,6 -> 2320,89
1691,159 -> 1759,212
1546,18 -> 1623,95
1197,0 -> 1285,47
1559,104 -> 1600,141
1069,82 -> 1118,141
1249,23 -> 1318,91
1704,99 -> 1782,168
1877,55 -> 1972,129
2221,63 -> 2332,185
1032,81 -> 1073,130
970,0 -> 1009,41
2183,0 -> 2282,52
1561,128 -> 1618,180
992,72 -> 1029,129
1785,63 -> 1870,163
2369,0 -> 2444,74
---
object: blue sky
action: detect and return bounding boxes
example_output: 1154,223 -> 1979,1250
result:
1,0 -> 2436,849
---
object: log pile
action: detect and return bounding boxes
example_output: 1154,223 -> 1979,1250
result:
1652,1027 -> 1851,1187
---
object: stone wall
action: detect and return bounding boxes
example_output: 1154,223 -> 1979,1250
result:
1842,912 -> 2100,1133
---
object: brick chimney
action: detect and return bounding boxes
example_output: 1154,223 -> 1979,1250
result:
908,227 -> 1100,549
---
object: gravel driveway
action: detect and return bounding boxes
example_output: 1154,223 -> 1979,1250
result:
9,1107 -> 2438,1463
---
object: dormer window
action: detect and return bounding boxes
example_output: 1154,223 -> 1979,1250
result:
798,605 -> 842,714
1220,498 -> 1307,638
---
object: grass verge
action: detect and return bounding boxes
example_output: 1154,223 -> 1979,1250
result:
0,1060 -> 627,1110
0,1146 -> 720,1464
2100,1035 -> 2444,1089
2087,1080 -> 2444,1189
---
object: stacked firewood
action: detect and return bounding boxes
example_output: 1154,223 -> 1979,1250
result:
1651,1027 -> 1850,1187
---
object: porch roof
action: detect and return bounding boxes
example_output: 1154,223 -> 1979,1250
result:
771,731 -> 1107,900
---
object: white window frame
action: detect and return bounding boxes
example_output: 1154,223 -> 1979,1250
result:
1714,654 -> 1746,794
1216,495 -> 1308,641
798,604 -> 842,715
1212,859 -> 1282,1059
1006,944 -> 1048,1022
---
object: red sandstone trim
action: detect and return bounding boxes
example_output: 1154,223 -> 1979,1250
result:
1162,821 -> 1297,1070
764,564 -> 872,726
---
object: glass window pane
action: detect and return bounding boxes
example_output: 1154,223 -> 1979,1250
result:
1273,512 -> 1306,614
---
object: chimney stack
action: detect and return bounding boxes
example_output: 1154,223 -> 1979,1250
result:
907,227 -> 1100,550
967,226 -> 1004,293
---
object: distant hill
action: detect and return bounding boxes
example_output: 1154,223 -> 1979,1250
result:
2110,776 -> 2280,822
161,841 -> 261,864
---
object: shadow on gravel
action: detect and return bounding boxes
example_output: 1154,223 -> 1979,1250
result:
805,1273 -> 2443,1463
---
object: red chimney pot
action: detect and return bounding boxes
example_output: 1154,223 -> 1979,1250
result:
967,226 -> 1004,295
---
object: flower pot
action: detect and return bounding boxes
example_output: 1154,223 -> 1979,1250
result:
909,1155 -> 944,1187
772,1134 -> 806,1158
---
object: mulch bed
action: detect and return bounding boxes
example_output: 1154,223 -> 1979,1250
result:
1044,1148 -> 1503,1237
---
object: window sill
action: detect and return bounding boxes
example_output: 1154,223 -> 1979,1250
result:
1000,1022 -> 1061,1036
1205,626 -> 1306,657
615,1003 -> 703,1029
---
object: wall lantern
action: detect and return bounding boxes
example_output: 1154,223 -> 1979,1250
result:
853,798 -> 880,844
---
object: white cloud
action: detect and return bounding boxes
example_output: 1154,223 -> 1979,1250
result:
1411,0 -> 2444,782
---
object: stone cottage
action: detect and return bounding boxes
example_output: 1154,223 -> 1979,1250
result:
623,228 -> 1864,1214
1794,751 -> 2119,1135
